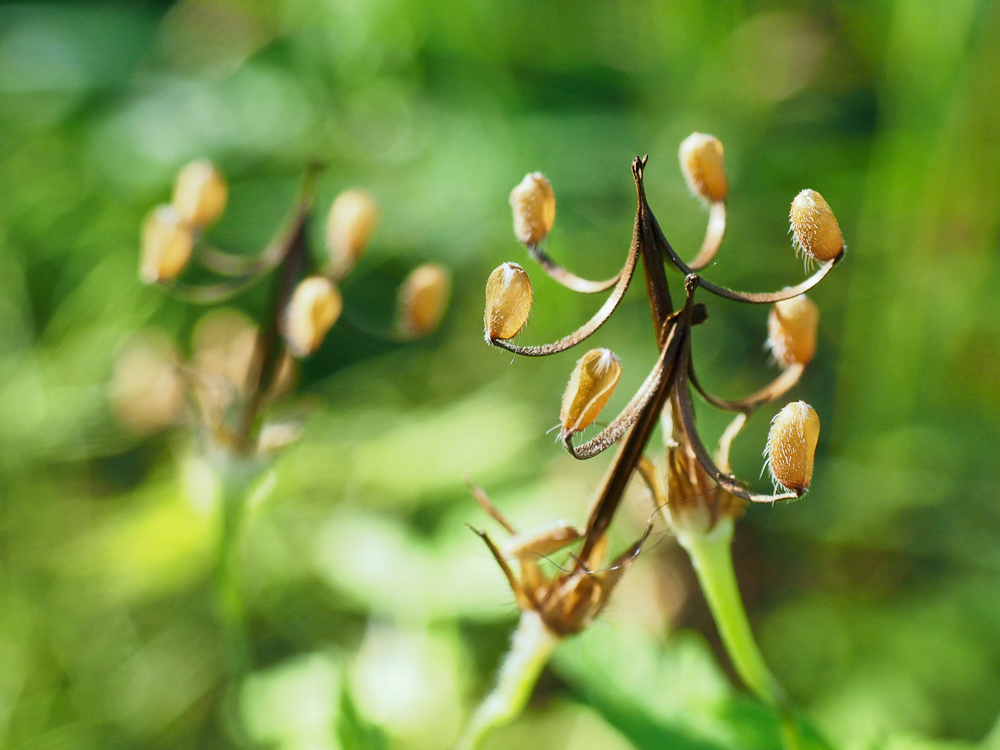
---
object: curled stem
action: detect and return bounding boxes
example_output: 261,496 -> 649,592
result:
526,242 -> 620,293
687,201 -> 726,271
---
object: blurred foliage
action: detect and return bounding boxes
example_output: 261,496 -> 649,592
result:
0,0 -> 999,748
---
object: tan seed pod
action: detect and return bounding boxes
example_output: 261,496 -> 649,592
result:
765,401 -> 820,494
172,160 -> 227,228
560,348 -> 622,436
509,172 -> 556,245
284,276 -> 343,357
111,331 -> 185,435
326,189 -> 378,274
140,205 -> 194,283
790,189 -> 843,261
767,294 -> 820,367
679,133 -> 728,203
398,263 -> 451,336
484,262 -> 532,341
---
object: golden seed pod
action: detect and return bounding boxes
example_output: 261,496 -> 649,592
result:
509,172 -> 556,245
484,262 -> 532,341
679,132 -> 728,203
766,401 -> 821,494
284,276 -> 343,357
326,189 -> 379,273
172,160 -> 227,228
140,205 -> 194,283
790,189 -> 843,261
560,348 -> 622,436
398,263 -> 451,336
767,294 -> 820,367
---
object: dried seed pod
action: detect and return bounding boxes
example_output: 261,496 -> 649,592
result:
172,160 -> 227,228
560,348 -> 622,437
509,172 -> 556,245
765,401 -> 820,494
140,205 -> 194,283
326,189 -> 378,274
767,294 -> 820,367
111,331 -> 185,435
284,276 -> 342,357
679,133 -> 728,203
484,262 -> 532,341
398,263 -> 451,336
790,189 -> 843,261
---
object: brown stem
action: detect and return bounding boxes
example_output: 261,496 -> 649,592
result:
526,242 -> 620,293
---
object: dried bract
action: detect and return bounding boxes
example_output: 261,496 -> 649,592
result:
398,263 -> 451,337
790,189 -> 843,262
765,401 -> 820,494
484,262 -> 532,341
172,160 -> 228,228
284,276 -> 343,357
560,348 -> 622,437
509,172 -> 556,245
140,205 -> 194,283
679,133 -> 728,203
326,189 -> 378,273
767,295 -> 819,367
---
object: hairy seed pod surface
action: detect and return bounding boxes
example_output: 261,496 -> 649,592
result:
140,205 -> 194,283
326,189 -> 379,273
484,262 -> 532,341
766,401 -> 820,494
767,295 -> 819,367
790,189 -> 843,261
398,263 -> 451,336
679,133 -> 728,203
284,276 -> 343,357
172,160 -> 227,228
560,348 -> 622,436
509,172 -> 556,245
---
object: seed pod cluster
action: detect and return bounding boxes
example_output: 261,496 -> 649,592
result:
767,295 -> 819,367
326,189 -> 379,275
560,348 -> 622,437
765,401 -> 820,494
398,263 -> 451,337
679,133 -> 728,203
790,189 -> 843,262
484,262 -> 533,341
284,276 -> 343,357
509,172 -> 556,245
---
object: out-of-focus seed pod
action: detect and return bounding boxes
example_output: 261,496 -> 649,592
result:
398,263 -> 451,337
111,331 -> 185,435
679,133 -> 728,203
140,205 -> 194,283
326,189 -> 378,274
284,276 -> 342,357
484,262 -> 532,341
560,348 -> 622,437
767,294 -> 819,367
172,160 -> 227,228
509,172 -> 556,245
766,401 -> 820,494
790,189 -> 843,261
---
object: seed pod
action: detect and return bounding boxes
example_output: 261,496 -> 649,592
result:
284,276 -> 343,357
560,348 -> 622,436
767,295 -> 819,367
484,262 -> 532,341
172,160 -> 227,228
509,172 -> 556,245
326,189 -> 378,274
790,189 -> 843,261
398,263 -> 451,336
679,133 -> 728,203
766,401 -> 820,494
111,331 -> 185,435
140,205 -> 194,283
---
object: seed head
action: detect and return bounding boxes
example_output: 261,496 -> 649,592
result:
326,189 -> 379,274
140,205 -> 194,283
484,262 -> 532,341
398,263 -> 451,337
790,189 -> 843,262
560,348 -> 622,437
509,172 -> 556,245
767,295 -> 819,367
284,276 -> 342,357
679,133 -> 728,203
172,160 -> 227,228
765,401 -> 820,495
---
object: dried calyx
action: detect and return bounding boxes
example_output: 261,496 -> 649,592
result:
679,133 -> 728,204
141,205 -> 193,283
326,189 -> 379,276
509,173 -> 556,245
173,160 -> 228,229
284,276 -> 343,357
484,262 -> 533,341
398,263 -> 451,337
560,348 -> 622,438
767,294 -> 819,368
790,189 -> 843,262
765,401 -> 820,494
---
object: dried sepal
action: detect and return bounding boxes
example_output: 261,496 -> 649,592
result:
172,160 -> 227,228
484,262 -> 532,341
326,189 -> 379,275
284,276 -> 342,357
767,294 -> 819,367
765,401 -> 820,494
560,348 -> 622,438
398,263 -> 451,337
679,133 -> 728,204
790,189 -> 843,262
509,172 -> 556,245
140,205 -> 194,283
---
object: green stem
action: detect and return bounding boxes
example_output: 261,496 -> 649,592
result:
457,611 -> 561,750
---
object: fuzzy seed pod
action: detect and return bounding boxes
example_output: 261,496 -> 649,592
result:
398,263 -> 451,336
509,172 -> 556,245
284,276 -> 342,357
766,401 -> 820,494
560,348 -> 622,436
484,262 -> 532,341
790,189 -> 843,261
767,295 -> 819,367
172,160 -> 227,228
326,189 -> 379,273
140,205 -> 194,283
679,133 -> 728,203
